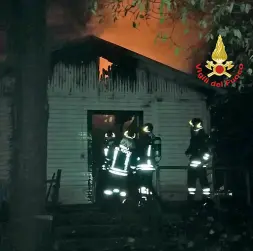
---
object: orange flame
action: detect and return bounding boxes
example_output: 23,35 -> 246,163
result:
89,0 -> 208,74
99,57 -> 113,80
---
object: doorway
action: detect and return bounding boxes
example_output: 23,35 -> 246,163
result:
87,110 -> 143,175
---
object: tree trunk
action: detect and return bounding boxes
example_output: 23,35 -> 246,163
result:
9,0 -> 49,251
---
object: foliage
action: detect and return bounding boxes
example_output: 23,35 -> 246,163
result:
91,0 -> 253,89
161,202 -> 253,251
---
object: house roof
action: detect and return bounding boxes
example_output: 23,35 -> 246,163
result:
52,35 -> 226,95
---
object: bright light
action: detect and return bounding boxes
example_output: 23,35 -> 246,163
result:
120,191 -> 127,197
105,132 -> 116,137
109,169 -> 128,176
143,126 -> 150,133
104,190 -> 113,195
104,148 -> 109,156
203,153 -> 210,160
139,186 -> 149,194
196,122 -> 202,129
136,163 -> 155,171
190,160 -> 201,167
193,128 -> 201,132
119,144 -> 130,153
113,189 -> 120,193
188,188 -> 196,192
124,130 -> 136,139
147,145 -> 151,157
202,188 -> 210,192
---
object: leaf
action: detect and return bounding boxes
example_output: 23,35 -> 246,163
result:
218,28 -> 228,37
199,20 -> 207,29
190,0 -> 195,6
93,1 -> 98,10
139,14 -> 144,18
131,0 -> 138,7
163,0 -> 171,10
240,4 -> 245,12
174,47 -> 180,56
199,33 -> 203,39
161,34 -> 168,41
181,7 -> 187,25
200,0 -> 205,11
160,0 -> 165,23
205,34 -> 211,42
138,3 -> 145,11
154,36 -> 158,44
233,29 -> 242,39
245,4 -> 251,13
132,21 -> 137,28
247,68 -> 252,75
184,29 -> 189,34
160,16 -> 165,24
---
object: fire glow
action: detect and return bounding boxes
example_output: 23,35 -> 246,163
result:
90,0 -> 208,74
99,57 -> 112,80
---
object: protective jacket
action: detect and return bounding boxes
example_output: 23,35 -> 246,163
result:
136,133 -> 161,171
108,131 -> 136,177
103,132 -> 116,158
186,129 -> 210,158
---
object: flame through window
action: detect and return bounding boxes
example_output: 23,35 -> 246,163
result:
99,57 -> 112,80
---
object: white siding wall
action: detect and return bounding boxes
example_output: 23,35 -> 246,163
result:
156,100 -> 209,201
48,62 -> 209,204
47,95 -> 152,204
47,97 -> 89,204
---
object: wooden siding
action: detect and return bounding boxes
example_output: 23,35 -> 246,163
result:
0,61 -> 209,204
49,62 -> 203,100
48,62 -> 208,204
156,100 -> 208,201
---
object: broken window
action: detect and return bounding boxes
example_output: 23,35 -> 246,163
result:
99,57 -> 112,81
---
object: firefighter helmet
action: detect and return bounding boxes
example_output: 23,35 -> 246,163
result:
142,123 -> 153,133
189,118 -> 203,131
105,130 -> 116,138
124,129 -> 136,139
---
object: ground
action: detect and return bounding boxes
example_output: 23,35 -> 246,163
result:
1,198 -> 253,251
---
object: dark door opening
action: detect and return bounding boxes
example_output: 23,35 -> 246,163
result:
87,110 -> 143,175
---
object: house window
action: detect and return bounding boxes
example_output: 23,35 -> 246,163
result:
99,57 -> 112,80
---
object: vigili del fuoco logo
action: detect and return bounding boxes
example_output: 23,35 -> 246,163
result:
196,35 -> 244,88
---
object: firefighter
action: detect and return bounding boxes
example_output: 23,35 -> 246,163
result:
108,128 -> 136,177
102,130 -> 116,170
136,123 -> 162,200
102,128 -> 136,201
185,118 -> 211,201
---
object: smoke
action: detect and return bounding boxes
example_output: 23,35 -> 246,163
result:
89,0 -> 208,74
48,0 -> 209,74
48,0 -> 104,41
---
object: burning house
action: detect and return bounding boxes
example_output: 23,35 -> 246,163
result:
0,36 -> 222,204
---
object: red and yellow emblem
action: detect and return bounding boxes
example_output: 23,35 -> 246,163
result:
205,35 -> 234,78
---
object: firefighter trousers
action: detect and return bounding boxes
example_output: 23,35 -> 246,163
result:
187,168 -> 210,197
